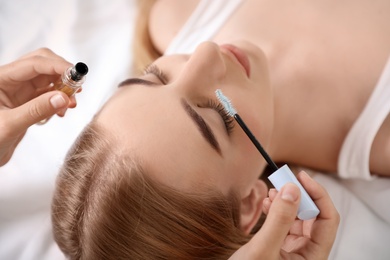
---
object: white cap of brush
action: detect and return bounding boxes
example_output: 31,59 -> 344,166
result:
268,164 -> 320,220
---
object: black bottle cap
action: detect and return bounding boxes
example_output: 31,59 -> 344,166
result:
70,62 -> 89,81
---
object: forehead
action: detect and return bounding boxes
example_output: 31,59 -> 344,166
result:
95,85 -> 231,193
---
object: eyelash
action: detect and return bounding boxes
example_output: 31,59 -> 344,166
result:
144,64 -> 235,134
144,64 -> 168,84
203,99 -> 235,134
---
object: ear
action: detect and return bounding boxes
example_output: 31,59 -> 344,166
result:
239,179 -> 268,234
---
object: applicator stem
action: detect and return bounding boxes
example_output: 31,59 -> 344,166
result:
234,114 -> 279,172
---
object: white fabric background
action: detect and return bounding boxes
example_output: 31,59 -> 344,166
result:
0,0 -> 136,259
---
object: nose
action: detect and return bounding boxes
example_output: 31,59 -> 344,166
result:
176,41 -> 226,94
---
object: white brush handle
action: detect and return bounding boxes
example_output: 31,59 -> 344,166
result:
268,165 -> 320,220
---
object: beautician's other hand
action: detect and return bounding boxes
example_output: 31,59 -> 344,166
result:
229,172 -> 339,260
0,48 -> 76,166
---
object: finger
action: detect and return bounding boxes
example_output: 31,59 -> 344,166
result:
297,171 -> 338,220
56,107 -> 68,117
268,188 -> 277,201
249,183 -> 301,256
29,74 -> 62,90
18,47 -> 65,61
262,197 -> 271,215
262,188 -> 278,215
68,95 -> 77,108
297,171 -> 340,251
9,91 -> 70,130
12,77 -> 61,106
36,83 -> 56,96
2,55 -> 72,83
287,218 -> 304,237
37,83 -> 80,104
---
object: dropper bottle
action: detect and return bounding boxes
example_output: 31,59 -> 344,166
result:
38,62 -> 88,125
54,62 -> 88,96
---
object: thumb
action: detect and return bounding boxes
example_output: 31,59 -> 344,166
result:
11,91 -> 69,130
250,183 -> 301,256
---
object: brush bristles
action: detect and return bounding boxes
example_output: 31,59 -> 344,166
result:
215,89 -> 237,116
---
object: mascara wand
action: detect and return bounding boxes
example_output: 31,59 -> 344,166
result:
215,89 -> 278,172
215,89 -> 320,220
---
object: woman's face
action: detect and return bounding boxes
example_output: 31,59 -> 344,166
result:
96,41 -> 273,197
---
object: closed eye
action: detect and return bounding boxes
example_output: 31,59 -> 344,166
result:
144,64 -> 169,85
201,99 -> 235,135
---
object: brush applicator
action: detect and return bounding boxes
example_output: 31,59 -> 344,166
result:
215,89 -> 319,220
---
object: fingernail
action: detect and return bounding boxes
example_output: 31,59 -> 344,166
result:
281,183 -> 299,202
50,94 -> 66,109
300,170 -> 311,180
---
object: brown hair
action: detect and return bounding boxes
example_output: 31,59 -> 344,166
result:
132,0 -> 161,74
51,121 -> 250,259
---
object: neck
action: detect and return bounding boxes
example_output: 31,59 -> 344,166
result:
266,66 -> 344,173
267,83 -> 298,163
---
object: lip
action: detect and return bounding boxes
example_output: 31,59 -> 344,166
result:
220,44 -> 251,77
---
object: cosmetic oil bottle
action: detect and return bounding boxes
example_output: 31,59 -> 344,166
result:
54,62 -> 88,96
38,62 -> 88,125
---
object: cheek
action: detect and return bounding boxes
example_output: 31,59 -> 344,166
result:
246,90 -> 274,148
236,108 -> 273,152
228,140 -> 265,177
228,109 -> 271,177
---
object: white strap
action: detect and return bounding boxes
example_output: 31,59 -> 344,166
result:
338,55 -> 390,179
164,0 -> 244,55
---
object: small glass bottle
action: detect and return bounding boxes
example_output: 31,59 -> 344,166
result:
54,62 -> 88,96
38,62 -> 88,125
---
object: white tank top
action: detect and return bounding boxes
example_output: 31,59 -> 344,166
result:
338,56 -> 390,180
164,0 -> 244,55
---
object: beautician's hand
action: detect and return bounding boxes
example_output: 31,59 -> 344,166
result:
0,48 -> 76,166
229,171 -> 339,260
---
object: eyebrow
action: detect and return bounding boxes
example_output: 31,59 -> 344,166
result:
118,77 -> 222,155
118,77 -> 157,87
181,99 -> 222,155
